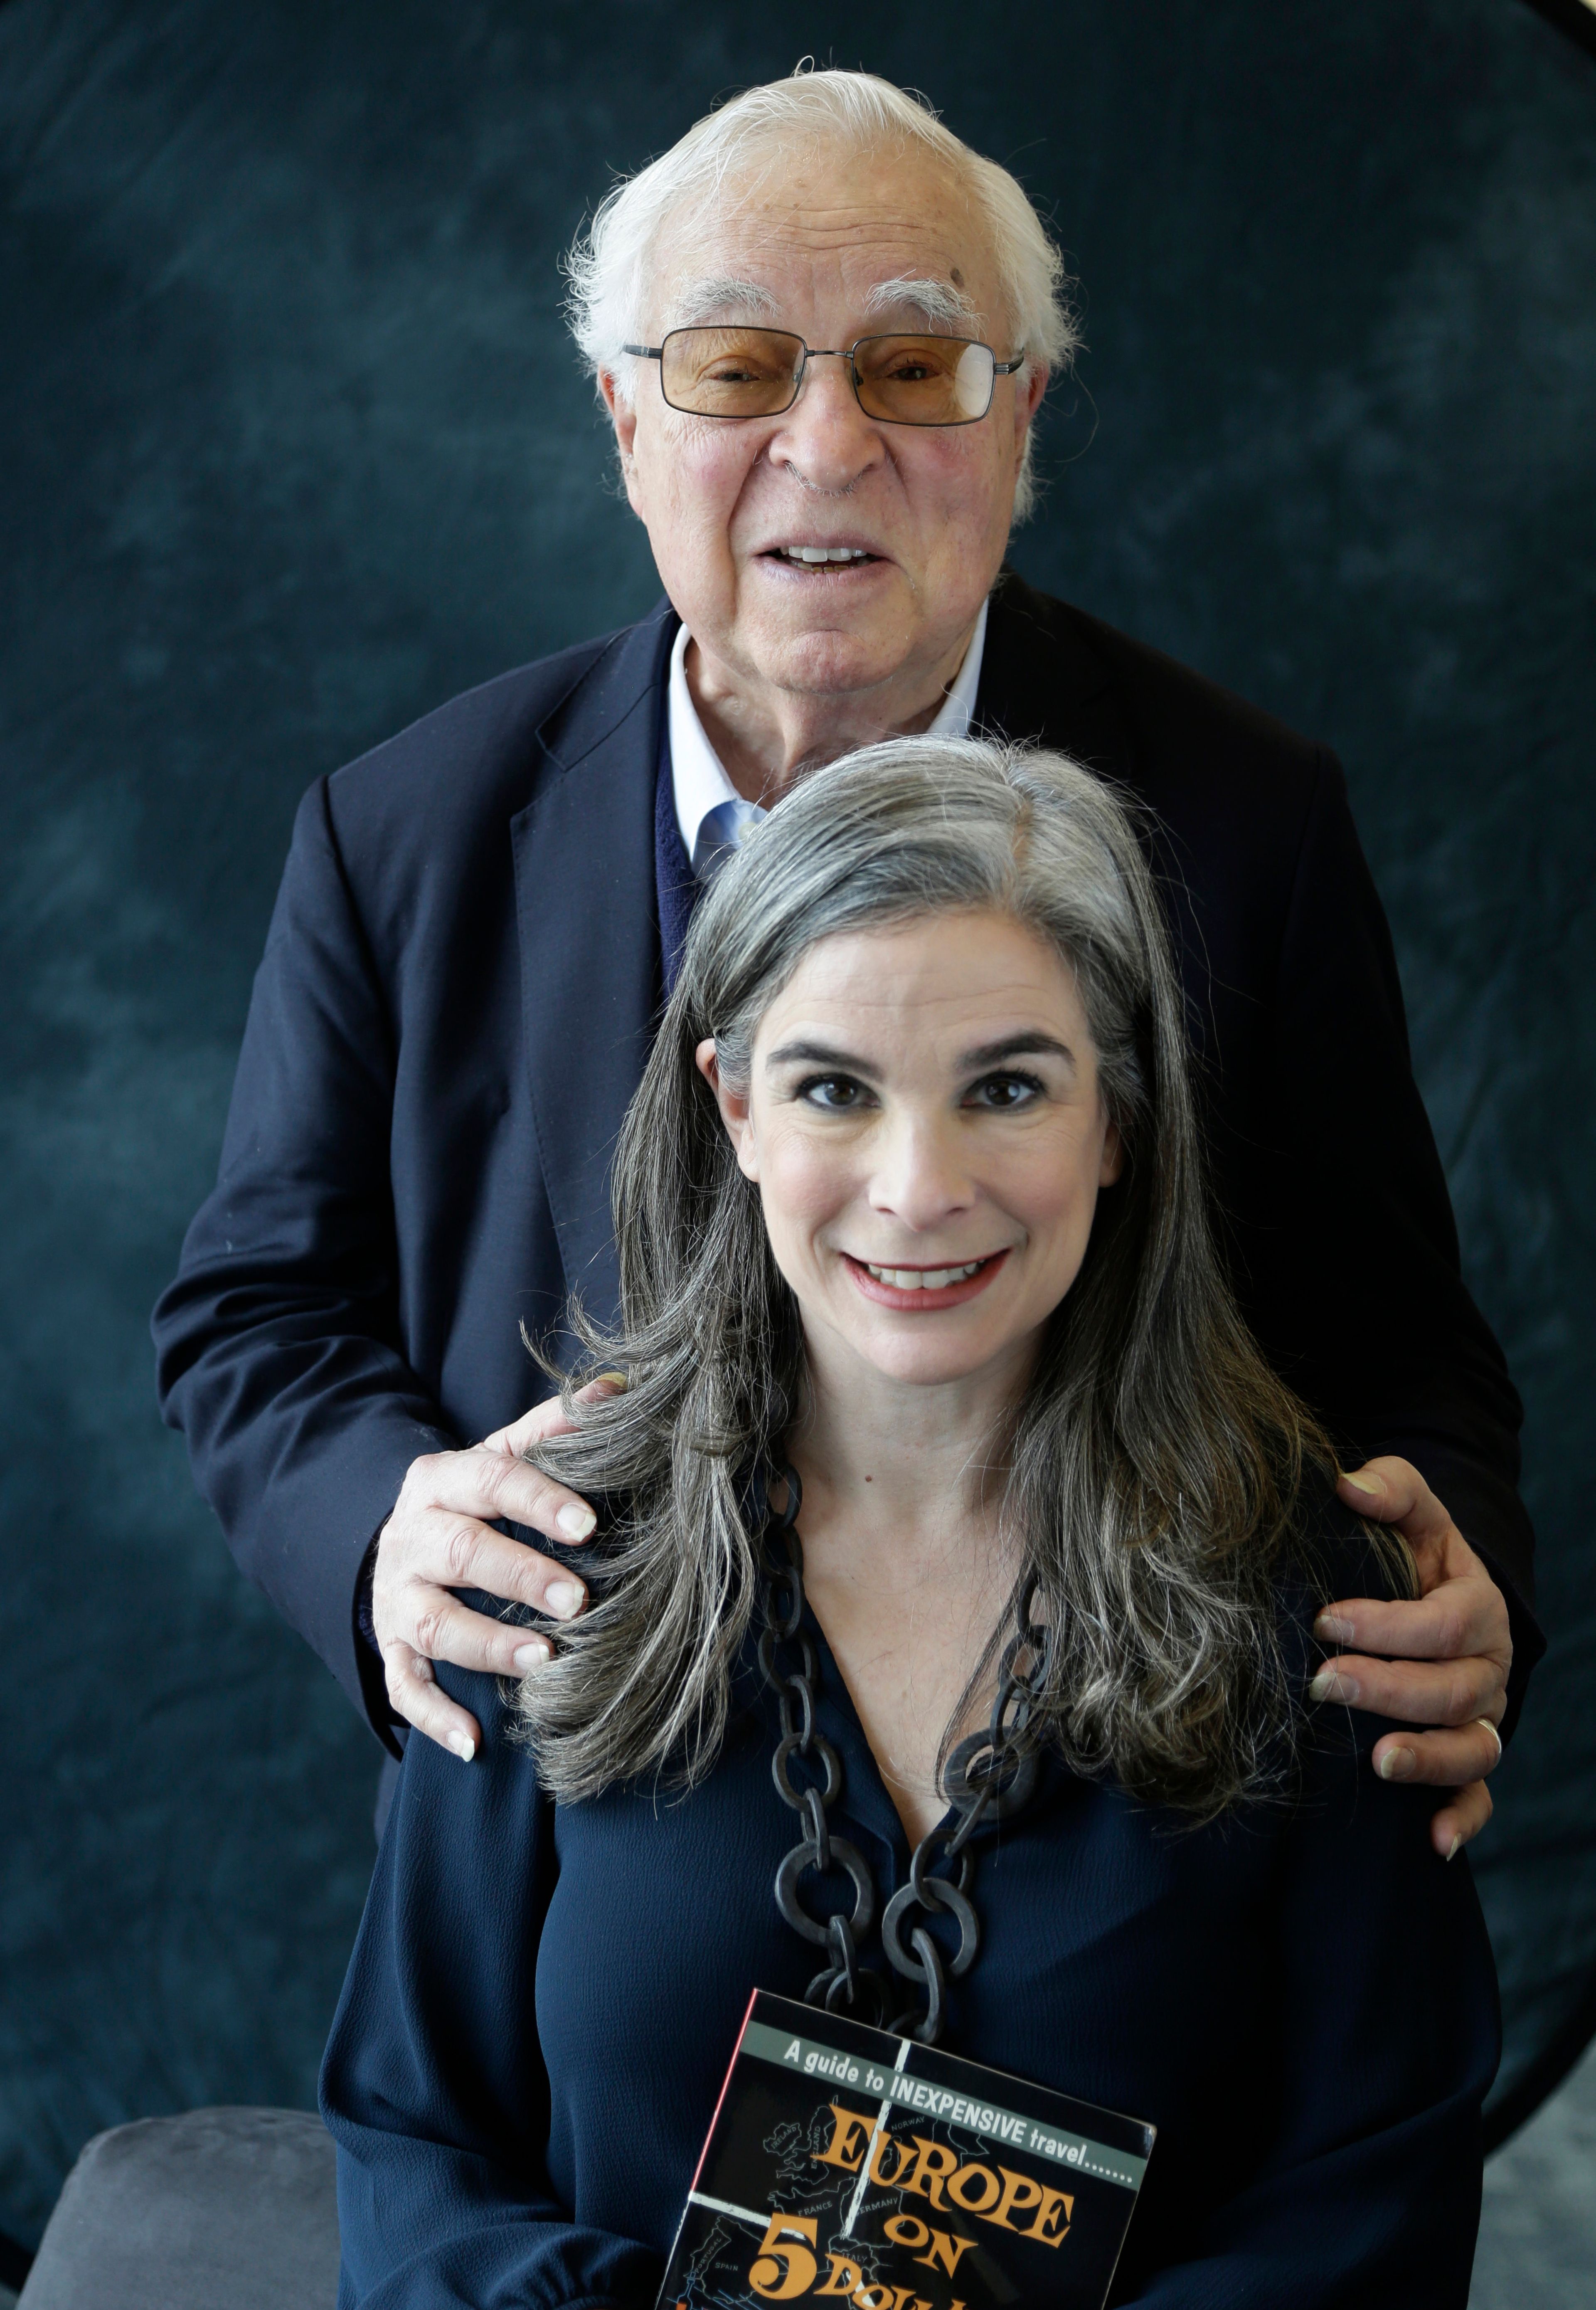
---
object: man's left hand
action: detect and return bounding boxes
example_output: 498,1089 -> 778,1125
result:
1310,1456 -> 1511,1861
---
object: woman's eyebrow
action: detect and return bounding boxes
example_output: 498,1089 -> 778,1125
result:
764,1038 -> 881,1080
960,1031 -> 1076,1070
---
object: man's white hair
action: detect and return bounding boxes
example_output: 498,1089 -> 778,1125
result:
563,66 -> 1079,520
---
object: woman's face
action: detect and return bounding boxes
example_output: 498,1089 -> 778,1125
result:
699,909 -> 1124,1397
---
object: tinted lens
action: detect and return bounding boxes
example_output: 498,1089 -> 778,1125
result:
659,327 -> 805,416
853,335 -> 997,424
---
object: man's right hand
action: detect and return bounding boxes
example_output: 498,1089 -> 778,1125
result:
374,1385 -> 614,1759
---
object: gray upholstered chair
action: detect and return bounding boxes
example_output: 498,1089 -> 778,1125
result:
17,2108 -> 337,2309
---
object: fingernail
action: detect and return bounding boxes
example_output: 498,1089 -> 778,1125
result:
1308,1669 -> 1358,1704
1313,1611 -> 1356,1644
451,1733 -> 476,1763
1341,1471 -> 1382,1497
1378,1745 -> 1417,1782
546,1579 -> 585,1620
1446,1834 -> 1461,1862
593,1371 -> 629,1392
557,1503 -> 597,1540
512,1640 -> 552,1671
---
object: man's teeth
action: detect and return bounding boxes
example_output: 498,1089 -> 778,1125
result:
776,545 -> 872,563
865,1260 -> 985,1290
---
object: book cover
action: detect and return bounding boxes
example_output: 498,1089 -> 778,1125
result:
657,1990 -> 1154,2310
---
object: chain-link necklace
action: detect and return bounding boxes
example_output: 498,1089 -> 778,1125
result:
758,1461 -> 1054,2047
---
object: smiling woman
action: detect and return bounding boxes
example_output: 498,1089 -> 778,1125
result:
506,733 -> 1374,1817
700,912 -> 1123,1383
320,734 -> 1498,2310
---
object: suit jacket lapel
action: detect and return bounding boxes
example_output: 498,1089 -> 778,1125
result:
511,601 -> 679,1325
977,571 -> 1214,1067
975,568 -> 1137,782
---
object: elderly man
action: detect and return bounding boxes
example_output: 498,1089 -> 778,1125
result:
153,68 -> 1533,1854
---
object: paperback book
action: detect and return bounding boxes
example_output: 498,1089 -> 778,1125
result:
657,1989 -> 1154,2310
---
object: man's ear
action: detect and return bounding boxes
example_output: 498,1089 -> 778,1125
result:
1014,360 -> 1049,460
598,367 -> 644,519
695,1038 -> 759,1180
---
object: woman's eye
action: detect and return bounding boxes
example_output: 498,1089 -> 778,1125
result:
965,1072 -> 1044,1110
797,1075 -> 871,1111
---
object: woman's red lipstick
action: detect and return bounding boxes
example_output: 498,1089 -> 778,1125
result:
843,1250 -> 1009,1312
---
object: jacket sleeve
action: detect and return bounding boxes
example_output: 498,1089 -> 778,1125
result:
320,1667 -> 657,2310
1120,1705 -> 1500,2308
1266,753 -> 1542,1724
151,777 -> 456,1738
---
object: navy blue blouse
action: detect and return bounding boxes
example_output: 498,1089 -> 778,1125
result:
321,1513 -> 1498,2309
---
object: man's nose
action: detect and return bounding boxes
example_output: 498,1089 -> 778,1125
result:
868,1112 -> 976,1231
767,354 -> 884,493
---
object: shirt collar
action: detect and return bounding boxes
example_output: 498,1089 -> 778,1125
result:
668,596 -> 991,874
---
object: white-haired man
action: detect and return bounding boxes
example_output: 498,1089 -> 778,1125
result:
154,69 -> 1532,1849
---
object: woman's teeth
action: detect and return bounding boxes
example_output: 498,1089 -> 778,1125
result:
864,1260 -> 985,1290
775,545 -> 872,564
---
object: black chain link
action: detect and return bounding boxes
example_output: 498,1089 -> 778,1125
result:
759,1464 -> 881,2019
760,1462 -> 1052,2044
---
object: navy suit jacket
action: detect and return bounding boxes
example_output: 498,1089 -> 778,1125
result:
152,573 -> 1540,1743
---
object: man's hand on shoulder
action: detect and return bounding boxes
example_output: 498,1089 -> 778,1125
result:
1309,1456 -> 1511,1859
373,1385 -> 615,1759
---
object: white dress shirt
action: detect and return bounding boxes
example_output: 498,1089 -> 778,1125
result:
670,598 -> 991,876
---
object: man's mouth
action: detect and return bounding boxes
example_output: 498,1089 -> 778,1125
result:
765,545 -> 882,569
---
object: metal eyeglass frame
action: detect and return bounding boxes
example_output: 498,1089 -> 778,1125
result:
621,329 -> 1027,427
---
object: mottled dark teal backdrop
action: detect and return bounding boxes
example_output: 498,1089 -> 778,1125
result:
1,0 -> 1592,2255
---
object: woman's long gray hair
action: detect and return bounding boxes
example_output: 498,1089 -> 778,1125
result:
515,737 -> 1367,1815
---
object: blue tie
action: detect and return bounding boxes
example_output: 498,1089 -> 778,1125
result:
691,796 -> 766,883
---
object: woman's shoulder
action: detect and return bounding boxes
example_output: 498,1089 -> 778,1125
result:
1277,1469 -> 1411,1624
1272,1469 -> 1415,1755
389,1625 -> 546,1844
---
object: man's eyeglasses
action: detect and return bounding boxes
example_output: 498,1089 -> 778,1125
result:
621,327 -> 1026,427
